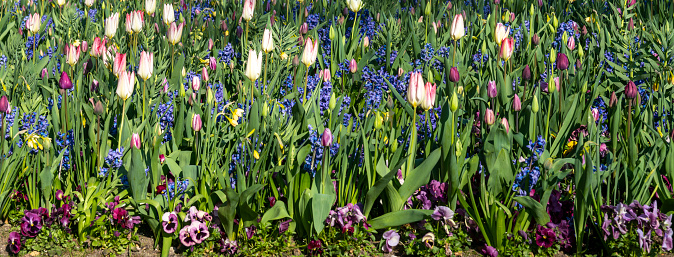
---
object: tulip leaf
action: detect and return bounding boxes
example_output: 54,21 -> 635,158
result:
368,209 -> 435,230
398,148 -> 441,204
514,196 -> 550,225
128,147 -> 147,201
260,201 -> 291,225
311,193 -> 335,234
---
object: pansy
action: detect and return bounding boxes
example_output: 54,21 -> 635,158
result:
382,230 -> 399,253
162,212 -> 179,233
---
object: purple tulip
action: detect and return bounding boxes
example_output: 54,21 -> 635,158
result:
513,94 -> 522,111
0,95 -> 10,114
349,59 -> 358,73
487,81 -> 497,98
625,80 -> 637,99
522,65 -> 531,81
8,231 -> 21,254
382,230 -> 400,253
556,53 -> 569,71
321,128 -> 333,147
162,212 -> 179,233
449,66 -> 460,83
59,71 -> 73,90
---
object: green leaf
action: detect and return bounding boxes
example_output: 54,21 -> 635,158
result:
311,193 -> 335,234
398,148 -> 442,202
260,201 -> 291,225
128,147 -> 147,200
514,196 -> 550,225
368,209 -> 435,230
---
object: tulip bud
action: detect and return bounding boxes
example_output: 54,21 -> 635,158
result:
387,95 -> 394,109
59,72 -> 73,90
363,36 -> 369,48
0,96 -> 9,114
94,101 -> 104,116
556,53 -> 569,70
628,18 -> 634,31
450,90 -> 459,112
206,87 -> 214,104
562,32 -> 568,48
487,81 -> 497,98
292,55 -> 299,66
300,23 -> 308,34
130,133 -> 141,149
202,67 -> 209,82
549,48 -> 557,63
576,59 -> 582,70
448,67 -> 460,83
625,81 -> 637,99
191,76 -> 201,91
321,128 -> 333,147
349,59 -> 358,73
210,57 -> 217,71
578,46 -> 584,58
608,91 -> 617,108
500,117 -> 510,133
221,20 -> 228,32
236,26 -> 243,38
567,37 -> 575,51
329,25 -> 335,40
484,109 -> 495,126
41,68 -> 48,79
513,94 -> 521,111
374,111 -> 383,130
192,114 -> 202,131
261,101 -> 269,117
398,68 -> 404,77
532,34 -> 540,46
529,4 -> 535,16
552,15 -> 559,30
522,65 -> 531,81
424,0 -> 431,16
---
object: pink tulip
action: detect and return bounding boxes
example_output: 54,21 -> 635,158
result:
113,52 -> 127,77
209,57 -> 217,71
202,67 -> 209,82
65,44 -> 81,66
192,114 -> 202,132
487,81 -> 497,98
406,72 -> 425,108
130,133 -> 141,149
567,36 -> 576,51
301,38 -> 319,67
420,82 -> 437,110
349,59 -> 357,73
499,37 -> 514,61
91,37 -> 107,57
191,76 -> 201,91
500,117 -> 510,133
484,109 -> 495,126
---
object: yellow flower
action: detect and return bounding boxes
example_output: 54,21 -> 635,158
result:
226,116 -> 239,127
25,134 -> 44,150
563,140 -> 577,156
658,126 -> 664,138
253,150 -> 260,160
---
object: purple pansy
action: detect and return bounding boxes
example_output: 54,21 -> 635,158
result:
382,230 -> 400,253
162,212 -> 179,233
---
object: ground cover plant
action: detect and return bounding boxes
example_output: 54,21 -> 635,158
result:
0,0 -> 673,256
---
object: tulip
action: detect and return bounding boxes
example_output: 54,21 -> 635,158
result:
163,4 -> 175,25
245,49 -> 263,82
65,44 -> 81,66
126,11 -> 144,33
85,0 -> 95,7
94,101 -> 104,116
347,0 -> 364,13
116,71 -> 135,100
138,51 -> 154,81
145,0 -> 156,15
130,133 -> 141,149
167,22 -> 185,45
420,82 -> 437,111
487,81 -> 497,98
192,114 -> 202,132
90,79 -> 99,92
202,67 -> 209,82
26,13 -> 41,33
499,37 -> 514,61
56,0 -> 65,7
567,36 -> 575,51
532,95 -> 539,113
349,59 -> 358,73
209,57 -> 217,71
556,53 -> 569,70
113,52 -> 127,77
321,128 -> 333,147
494,23 -> 510,46
522,65 -> 531,81
208,38 -> 214,51
363,36 -> 370,48
625,81 -> 637,99
319,69 -> 331,82
484,109 -> 495,126
407,72 -> 426,108
513,94 -> 522,111
449,67 -> 460,83
450,14 -> 465,40
59,72 -> 73,90
299,23 -> 308,34
242,0 -> 255,21
500,118 -> 510,132
0,96 -> 9,114
190,76 -> 200,91
431,21 -> 438,34
105,13 -> 120,38
591,108 -> 600,122
301,38 -> 319,67
532,33 -> 540,46
262,28 -> 274,53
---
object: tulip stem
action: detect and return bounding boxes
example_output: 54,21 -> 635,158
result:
302,68 -> 309,103
406,106 -> 417,178
351,12 -> 358,45
143,80 -> 147,124
119,100 -> 126,148
545,94 -> 553,144
264,53 -> 268,89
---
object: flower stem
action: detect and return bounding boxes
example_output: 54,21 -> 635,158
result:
119,100 -> 126,148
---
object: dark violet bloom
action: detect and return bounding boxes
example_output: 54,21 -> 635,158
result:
162,212 -> 179,233
664,227 -> 673,252
518,230 -> 529,242
55,189 -> 64,201
125,216 -> 141,229
308,239 -> 323,255
8,231 -> 21,254
382,230 -> 400,253
219,238 -> 238,255
279,219 -> 291,234
482,245 -> 498,257
639,202 -> 660,230
535,226 -> 556,248
431,206 -> 455,226
21,212 -> 42,237
245,225 -> 256,239
637,228 -> 652,253
179,225 -> 198,247
190,221 -> 210,243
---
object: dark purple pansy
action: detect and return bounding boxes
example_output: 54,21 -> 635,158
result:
190,221 -> 210,244
162,212 -> 179,234
8,231 -> 21,254
21,212 -> 42,237
481,245 -> 498,257
179,225 -> 197,247
535,225 -> 556,248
